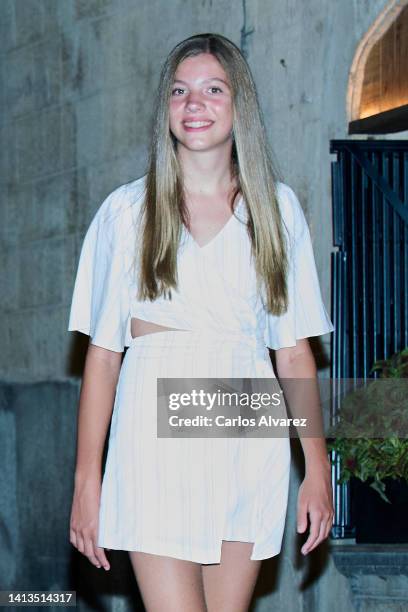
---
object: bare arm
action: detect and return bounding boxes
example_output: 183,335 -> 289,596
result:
275,338 -> 330,471
74,342 -> 122,483
275,338 -> 334,555
70,341 -> 123,572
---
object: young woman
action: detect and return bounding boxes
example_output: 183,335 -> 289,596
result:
68,33 -> 335,612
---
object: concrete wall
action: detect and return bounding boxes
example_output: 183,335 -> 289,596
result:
1,1 -> 405,610
3,0 -> 405,383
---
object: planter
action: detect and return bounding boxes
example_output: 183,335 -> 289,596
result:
352,477 -> 408,543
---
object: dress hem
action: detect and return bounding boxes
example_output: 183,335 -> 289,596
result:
97,537 -> 282,564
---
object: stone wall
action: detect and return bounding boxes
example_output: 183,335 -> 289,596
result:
2,0 -> 401,383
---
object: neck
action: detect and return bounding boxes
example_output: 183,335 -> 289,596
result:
177,142 -> 236,196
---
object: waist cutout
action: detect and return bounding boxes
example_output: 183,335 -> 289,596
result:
128,328 -> 268,359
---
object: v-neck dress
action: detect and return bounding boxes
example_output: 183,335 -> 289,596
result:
67,174 -> 334,564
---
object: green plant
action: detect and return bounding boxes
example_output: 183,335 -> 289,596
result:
327,349 -> 408,503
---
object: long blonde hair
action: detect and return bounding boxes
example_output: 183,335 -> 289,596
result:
138,33 -> 288,315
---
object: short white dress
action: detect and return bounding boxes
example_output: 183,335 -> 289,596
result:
67,175 -> 334,564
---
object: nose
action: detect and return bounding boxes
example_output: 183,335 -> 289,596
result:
185,91 -> 205,111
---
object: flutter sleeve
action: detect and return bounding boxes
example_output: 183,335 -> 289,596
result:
67,187 -> 133,352
264,183 -> 335,350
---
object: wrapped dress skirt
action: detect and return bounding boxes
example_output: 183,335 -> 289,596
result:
67,175 -> 334,564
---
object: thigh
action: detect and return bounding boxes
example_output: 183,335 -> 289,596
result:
129,551 -> 207,612
201,541 -> 262,612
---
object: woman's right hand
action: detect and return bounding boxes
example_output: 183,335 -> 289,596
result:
69,476 -> 111,571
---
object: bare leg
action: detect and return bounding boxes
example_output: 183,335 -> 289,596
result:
129,551 -> 207,612
201,541 -> 262,612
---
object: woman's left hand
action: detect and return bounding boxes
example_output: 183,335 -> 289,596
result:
296,463 -> 334,555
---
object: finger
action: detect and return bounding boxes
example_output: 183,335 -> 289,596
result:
84,535 -> 102,568
91,528 -> 111,570
76,534 -> 85,555
70,528 -> 77,548
305,511 -> 333,554
324,512 -> 335,539
95,545 -> 111,571
301,511 -> 322,554
306,515 -> 328,554
297,503 -> 308,533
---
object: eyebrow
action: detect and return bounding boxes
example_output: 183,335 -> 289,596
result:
173,77 -> 230,87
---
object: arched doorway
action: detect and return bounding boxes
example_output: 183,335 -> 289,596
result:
347,0 -> 408,133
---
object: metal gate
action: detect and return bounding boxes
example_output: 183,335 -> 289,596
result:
330,139 -> 408,537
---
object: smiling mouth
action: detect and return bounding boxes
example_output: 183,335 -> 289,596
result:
183,120 -> 214,130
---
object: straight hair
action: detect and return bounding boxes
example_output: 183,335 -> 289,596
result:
137,33 -> 289,315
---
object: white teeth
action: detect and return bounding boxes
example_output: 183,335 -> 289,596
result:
184,121 -> 212,128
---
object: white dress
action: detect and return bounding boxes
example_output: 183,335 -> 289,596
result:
67,175 -> 334,564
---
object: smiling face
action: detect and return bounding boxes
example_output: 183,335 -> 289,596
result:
169,53 -> 234,154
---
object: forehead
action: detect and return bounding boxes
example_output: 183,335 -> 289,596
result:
174,53 -> 230,84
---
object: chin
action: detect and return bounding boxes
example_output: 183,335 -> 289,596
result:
178,136 -> 232,153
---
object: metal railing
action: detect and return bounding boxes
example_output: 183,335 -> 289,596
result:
330,140 -> 408,537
